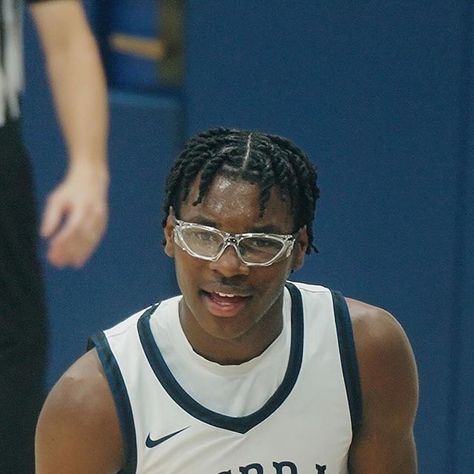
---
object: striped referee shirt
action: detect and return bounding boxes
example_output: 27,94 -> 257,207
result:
0,0 -> 47,127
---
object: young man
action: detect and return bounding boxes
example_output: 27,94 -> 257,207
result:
1,1 -> 108,472
36,128 -> 418,473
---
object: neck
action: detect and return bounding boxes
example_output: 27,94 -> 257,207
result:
179,293 -> 285,365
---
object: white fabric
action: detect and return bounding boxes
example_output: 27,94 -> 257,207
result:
101,282 -> 353,473
151,291 -> 291,417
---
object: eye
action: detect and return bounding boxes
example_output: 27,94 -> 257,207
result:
185,228 -> 221,244
242,237 -> 283,253
250,238 -> 275,248
195,230 -> 213,241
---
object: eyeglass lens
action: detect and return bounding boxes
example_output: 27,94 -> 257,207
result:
179,226 -> 285,263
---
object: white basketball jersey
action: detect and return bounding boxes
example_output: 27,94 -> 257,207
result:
90,282 -> 362,474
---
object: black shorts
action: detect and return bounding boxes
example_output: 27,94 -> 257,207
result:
0,118 -> 48,473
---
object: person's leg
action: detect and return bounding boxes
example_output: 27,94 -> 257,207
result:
0,119 -> 48,473
0,346 -> 46,472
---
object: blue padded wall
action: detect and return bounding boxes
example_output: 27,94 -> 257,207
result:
451,4 -> 474,471
185,1 -> 472,472
89,0 -> 162,92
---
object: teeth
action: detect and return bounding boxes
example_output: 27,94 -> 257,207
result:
216,292 -> 236,298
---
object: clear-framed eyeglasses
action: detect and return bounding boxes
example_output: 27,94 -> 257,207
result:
173,218 -> 298,267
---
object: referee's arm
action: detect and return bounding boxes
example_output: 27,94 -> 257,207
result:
29,0 -> 109,269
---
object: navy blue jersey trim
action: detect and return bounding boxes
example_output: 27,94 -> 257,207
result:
331,291 -> 363,434
137,283 -> 304,434
88,331 -> 139,474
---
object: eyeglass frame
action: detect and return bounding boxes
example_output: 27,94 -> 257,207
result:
172,217 -> 300,267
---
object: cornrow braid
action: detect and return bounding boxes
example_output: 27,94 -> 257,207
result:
162,127 -> 320,253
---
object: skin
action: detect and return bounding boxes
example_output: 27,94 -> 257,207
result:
164,175 -> 307,364
30,0 -> 109,267
348,299 -> 418,472
35,174 -> 418,473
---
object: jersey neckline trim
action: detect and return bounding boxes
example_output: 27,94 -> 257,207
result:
137,282 -> 304,434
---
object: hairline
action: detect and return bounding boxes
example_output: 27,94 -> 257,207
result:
172,165 -> 293,219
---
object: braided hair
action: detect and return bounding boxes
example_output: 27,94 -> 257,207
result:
162,127 -> 320,253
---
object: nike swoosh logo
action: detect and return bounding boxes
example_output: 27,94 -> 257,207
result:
145,426 -> 189,448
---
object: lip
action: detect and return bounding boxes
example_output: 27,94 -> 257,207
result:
201,290 -> 250,318
202,285 -> 252,298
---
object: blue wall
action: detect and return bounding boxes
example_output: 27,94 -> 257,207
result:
22,2 -> 473,473
184,3 -> 473,473
450,4 -> 474,470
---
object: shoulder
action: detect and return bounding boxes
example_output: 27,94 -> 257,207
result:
347,297 -> 409,352
346,298 -> 416,380
346,297 -> 418,429
36,349 -> 123,473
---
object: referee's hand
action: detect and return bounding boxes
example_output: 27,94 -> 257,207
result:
40,162 -> 109,268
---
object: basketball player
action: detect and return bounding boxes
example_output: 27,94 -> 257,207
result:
36,128 -> 418,473
0,1 -> 107,472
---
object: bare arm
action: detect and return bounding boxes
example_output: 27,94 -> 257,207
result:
35,350 -> 123,473
347,299 -> 419,473
29,0 -> 109,268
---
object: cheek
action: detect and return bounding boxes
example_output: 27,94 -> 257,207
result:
173,252 -> 204,290
254,263 -> 292,293
173,250 -> 293,296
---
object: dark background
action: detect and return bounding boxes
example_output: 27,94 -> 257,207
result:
22,1 -> 473,472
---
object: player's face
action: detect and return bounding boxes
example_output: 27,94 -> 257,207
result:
164,174 -> 308,363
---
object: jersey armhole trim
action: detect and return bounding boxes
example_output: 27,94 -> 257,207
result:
331,291 -> 363,435
88,332 -> 138,474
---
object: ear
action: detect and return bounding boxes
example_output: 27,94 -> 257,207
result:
291,227 -> 308,271
164,213 -> 175,258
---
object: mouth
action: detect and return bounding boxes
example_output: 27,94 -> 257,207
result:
201,290 -> 250,318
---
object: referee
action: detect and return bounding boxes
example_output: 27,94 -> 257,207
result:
0,1 -> 108,472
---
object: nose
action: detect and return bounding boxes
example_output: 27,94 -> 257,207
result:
209,243 -> 250,277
